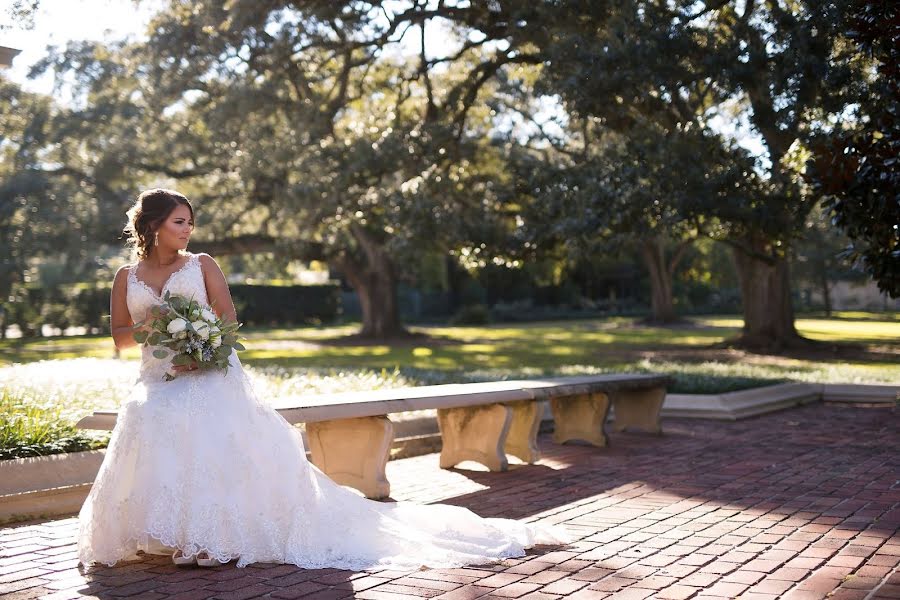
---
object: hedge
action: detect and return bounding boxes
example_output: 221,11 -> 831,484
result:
2,283 -> 341,337
230,284 -> 340,326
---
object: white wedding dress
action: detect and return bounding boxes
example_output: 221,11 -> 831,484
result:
77,252 -> 568,569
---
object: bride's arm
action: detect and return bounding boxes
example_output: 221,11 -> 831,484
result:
198,254 -> 238,324
110,266 -> 141,350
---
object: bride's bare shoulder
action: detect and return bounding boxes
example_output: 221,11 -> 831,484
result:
195,252 -> 217,266
113,264 -> 133,285
111,265 -> 135,303
195,253 -> 226,275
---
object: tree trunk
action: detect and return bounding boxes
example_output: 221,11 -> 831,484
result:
731,235 -> 801,350
819,258 -> 832,317
639,235 -> 692,324
333,224 -> 407,340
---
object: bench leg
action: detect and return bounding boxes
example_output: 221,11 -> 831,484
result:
306,416 -> 393,499
550,392 -> 610,447
504,400 -> 542,464
438,404 -> 512,471
611,386 -> 666,434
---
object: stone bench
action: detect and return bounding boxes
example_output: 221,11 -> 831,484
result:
76,373 -> 672,499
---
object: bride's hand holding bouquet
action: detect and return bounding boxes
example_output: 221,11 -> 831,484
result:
133,292 -> 244,381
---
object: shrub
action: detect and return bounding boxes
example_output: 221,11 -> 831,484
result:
450,304 -> 491,325
0,390 -> 106,460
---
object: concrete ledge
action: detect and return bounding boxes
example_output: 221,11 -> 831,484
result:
0,483 -> 93,525
822,383 -> 899,406
535,383 -> 826,423
0,450 -> 105,495
0,450 -> 105,524
660,382 -> 899,420
661,383 -> 823,421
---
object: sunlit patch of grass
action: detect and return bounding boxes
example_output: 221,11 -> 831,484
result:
696,315 -> 900,343
7,314 -> 896,370
0,337 -> 140,365
2,314 -> 897,399
822,311 -> 900,321
794,318 -> 900,343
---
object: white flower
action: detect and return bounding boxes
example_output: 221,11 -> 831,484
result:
191,321 -> 210,340
210,335 -> 222,348
200,308 -> 217,322
167,318 -> 188,334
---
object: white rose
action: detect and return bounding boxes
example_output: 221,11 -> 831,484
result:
191,320 -> 210,340
167,318 -> 188,334
200,308 -> 217,322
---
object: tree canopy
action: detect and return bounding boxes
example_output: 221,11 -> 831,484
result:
806,0 -> 899,298
6,0 -> 894,341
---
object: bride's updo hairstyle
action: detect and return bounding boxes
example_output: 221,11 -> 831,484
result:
123,189 -> 193,260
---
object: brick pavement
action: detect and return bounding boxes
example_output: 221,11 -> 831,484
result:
1,403 -> 898,600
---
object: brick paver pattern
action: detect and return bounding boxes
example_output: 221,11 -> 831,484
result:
1,404 -> 898,600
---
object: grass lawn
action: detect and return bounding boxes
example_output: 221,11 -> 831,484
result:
2,314 -> 897,385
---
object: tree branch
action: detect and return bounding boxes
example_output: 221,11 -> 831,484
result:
684,0 -> 733,21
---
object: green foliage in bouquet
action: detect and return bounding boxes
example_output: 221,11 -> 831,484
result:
133,292 -> 244,381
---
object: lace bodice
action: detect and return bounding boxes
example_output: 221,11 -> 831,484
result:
126,252 -> 210,381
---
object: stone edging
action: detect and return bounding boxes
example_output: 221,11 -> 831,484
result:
2,382 -> 896,524
0,450 -> 105,525
661,382 -> 898,421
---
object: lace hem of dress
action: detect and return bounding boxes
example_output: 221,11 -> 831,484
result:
77,528 -> 530,570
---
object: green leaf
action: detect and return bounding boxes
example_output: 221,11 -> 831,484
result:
172,353 -> 193,366
152,348 -> 169,359
133,331 -> 149,344
232,342 -> 245,351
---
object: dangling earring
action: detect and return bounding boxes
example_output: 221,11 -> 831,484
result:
154,231 -> 159,246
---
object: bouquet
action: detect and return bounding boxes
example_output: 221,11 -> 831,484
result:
133,292 -> 244,381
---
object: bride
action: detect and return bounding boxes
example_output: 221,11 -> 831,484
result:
78,188 -> 568,570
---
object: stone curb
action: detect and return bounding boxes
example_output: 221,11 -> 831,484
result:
662,382 -> 898,420
0,450 -> 105,525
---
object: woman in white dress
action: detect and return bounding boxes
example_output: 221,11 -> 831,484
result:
77,188 -> 568,570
